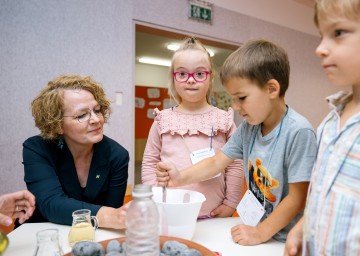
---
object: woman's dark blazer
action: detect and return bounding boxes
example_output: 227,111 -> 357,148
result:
22,135 -> 129,225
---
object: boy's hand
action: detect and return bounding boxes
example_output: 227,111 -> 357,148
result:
284,217 -> 303,256
156,162 -> 181,187
231,224 -> 265,245
210,204 -> 235,217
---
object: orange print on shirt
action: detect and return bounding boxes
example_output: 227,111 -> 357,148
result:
252,158 -> 279,202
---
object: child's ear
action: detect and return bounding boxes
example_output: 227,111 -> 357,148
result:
266,79 -> 280,98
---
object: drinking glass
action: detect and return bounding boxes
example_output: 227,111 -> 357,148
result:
34,229 -> 63,256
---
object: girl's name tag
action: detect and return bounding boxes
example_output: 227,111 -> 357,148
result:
190,148 -> 220,179
237,190 -> 265,227
190,147 -> 215,164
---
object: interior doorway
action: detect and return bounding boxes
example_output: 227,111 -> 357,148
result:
134,24 -> 239,185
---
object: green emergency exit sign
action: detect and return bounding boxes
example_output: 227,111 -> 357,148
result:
189,0 -> 213,24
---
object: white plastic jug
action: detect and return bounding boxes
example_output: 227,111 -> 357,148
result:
152,187 -> 206,240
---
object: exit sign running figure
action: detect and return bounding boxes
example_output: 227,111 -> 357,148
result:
189,0 -> 213,24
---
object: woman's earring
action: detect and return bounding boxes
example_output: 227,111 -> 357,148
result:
58,137 -> 64,149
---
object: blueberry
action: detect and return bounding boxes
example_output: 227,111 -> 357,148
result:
161,240 -> 188,256
105,251 -> 125,256
180,248 -> 202,256
71,241 -> 105,256
106,240 -> 123,253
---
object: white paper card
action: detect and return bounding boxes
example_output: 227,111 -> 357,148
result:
190,147 -> 215,164
237,190 -> 265,227
190,148 -> 220,179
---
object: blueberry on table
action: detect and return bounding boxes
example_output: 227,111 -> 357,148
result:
105,251 -> 125,256
71,241 -> 105,256
106,240 -> 123,253
162,240 -> 188,255
180,248 -> 202,256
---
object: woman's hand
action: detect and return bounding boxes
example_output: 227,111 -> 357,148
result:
96,202 -> 131,229
0,190 -> 36,226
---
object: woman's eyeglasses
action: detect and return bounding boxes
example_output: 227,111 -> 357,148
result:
63,107 -> 103,123
173,71 -> 211,83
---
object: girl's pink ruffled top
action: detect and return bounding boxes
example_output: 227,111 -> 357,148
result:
142,106 -> 244,217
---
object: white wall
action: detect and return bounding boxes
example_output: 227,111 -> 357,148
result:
0,0 -> 338,194
212,0 -> 318,36
0,0 -> 134,193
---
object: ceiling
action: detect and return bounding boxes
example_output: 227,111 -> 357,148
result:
135,25 -> 238,71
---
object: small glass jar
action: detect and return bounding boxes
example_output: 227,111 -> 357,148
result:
68,209 -> 98,247
0,229 -> 9,256
34,229 -> 64,256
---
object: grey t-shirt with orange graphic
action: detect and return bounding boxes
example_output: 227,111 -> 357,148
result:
222,106 -> 317,242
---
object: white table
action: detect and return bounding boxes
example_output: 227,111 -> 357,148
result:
194,218 -> 285,255
5,217 -> 284,256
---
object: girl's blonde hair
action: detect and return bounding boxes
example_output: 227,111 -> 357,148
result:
168,37 -> 215,105
314,0 -> 360,27
31,74 -> 111,140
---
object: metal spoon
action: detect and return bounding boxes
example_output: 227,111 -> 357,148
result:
162,185 -> 167,203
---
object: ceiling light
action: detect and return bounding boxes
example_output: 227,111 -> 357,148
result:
167,43 -> 215,57
167,44 -> 179,51
207,49 -> 215,57
138,57 -> 171,67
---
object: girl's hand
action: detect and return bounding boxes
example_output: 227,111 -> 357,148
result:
156,162 -> 181,187
210,204 -> 235,217
231,224 -> 266,245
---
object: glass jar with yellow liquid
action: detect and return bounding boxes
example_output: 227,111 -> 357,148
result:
0,229 -> 9,255
68,209 -> 98,247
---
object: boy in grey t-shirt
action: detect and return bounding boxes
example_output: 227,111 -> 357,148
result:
223,106 -> 316,242
157,39 -> 317,245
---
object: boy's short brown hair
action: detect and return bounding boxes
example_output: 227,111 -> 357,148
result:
220,39 -> 290,97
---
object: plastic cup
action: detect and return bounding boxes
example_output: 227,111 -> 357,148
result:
152,187 -> 206,240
